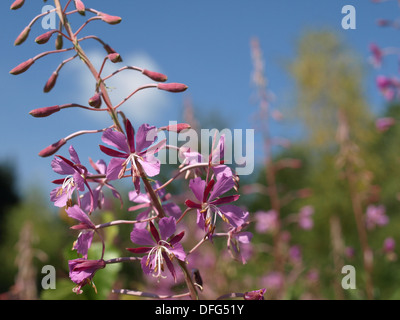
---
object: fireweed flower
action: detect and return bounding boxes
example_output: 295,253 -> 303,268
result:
244,288 -> 266,300
383,237 -> 396,253
365,204 -> 388,230
99,119 -> 165,194
50,145 -> 94,210
67,205 -> 96,258
128,180 -> 181,228
298,205 -> 314,230
69,258 -> 106,294
185,173 -> 247,237
376,117 -> 396,132
180,134 -> 233,180
226,218 -> 253,264
127,217 -> 186,282
254,210 -> 278,233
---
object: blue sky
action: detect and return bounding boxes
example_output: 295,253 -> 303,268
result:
1,0 -> 398,198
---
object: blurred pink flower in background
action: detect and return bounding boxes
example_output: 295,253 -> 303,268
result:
298,205 -> 314,230
376,117 -> 396,132
254,210 -> 278,233
365,204 -> 389,230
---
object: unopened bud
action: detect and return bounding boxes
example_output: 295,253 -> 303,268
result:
108,53 -> 122,63
142,69 -> 168,82
74,0 -> 85,15
44,72 -> 59,93
159,123 -> 191,133
14,26 -> 30,46
35,30 -> 56,45
157,83 -> 188,93
55,33 -> 63,50
88,92 -> 102,108
98,13 -> 122,25
10,0 -> 25,10
9,58 -> 34,75
29,105 -> 61,118
38,138 -> 66,157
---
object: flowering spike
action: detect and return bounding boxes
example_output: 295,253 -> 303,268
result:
98,13 -> 122,25
142,69 -> 168,82
14,26 -> 30,46
35,30 -> 56,45
9,58 -> 34,75
10,0 -> 25,10
107,53 -> 122,63
157,83 -> 188,93
44,72 -> 58,93
74,0 -> 86,15
38,138 -> 66,157
29,105 -> 61,118
88,92 -> 102,108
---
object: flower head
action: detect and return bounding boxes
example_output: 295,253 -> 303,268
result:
127,217 -> 186,282
226,218 -> 252,264
68,258 -> 106,294
67,205 -> 96,258
185,173 -> 246,237
50,146 -> 94,211
298,205 -> 314,230
365,204 -> 388,230
244,288 -> 266,300
100,119 -> 165,194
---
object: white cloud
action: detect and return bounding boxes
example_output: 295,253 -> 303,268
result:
72,50 -> 175,125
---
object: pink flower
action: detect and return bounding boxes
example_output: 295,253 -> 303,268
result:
244,288 -> 266,300
298,205 -> 314,230
365,204 -> 388,230
376,117 -> 396,132
99,119 -> 165,194
68,259 -> 106,294
254,210 -> 278,233
383,237 -> 395,253
127,217 -> 186,282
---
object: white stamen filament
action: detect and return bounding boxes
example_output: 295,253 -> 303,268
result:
146,240 -> 175,280
57,175 -> 75,196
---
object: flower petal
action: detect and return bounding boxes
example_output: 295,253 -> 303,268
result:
68,145 -> 81,164
137,157 -> 160,177
135,124 -> 157,152
218,205 -> 247,228
66,205 -> 95,229
125,119 -> 136,153
106,158 -> 125,180
158,216 -> 176,240
101,128 -> 130,154
162,202 -> 182,219
208,173 -> 234,201
130,227 -> 155,246
189,177 -> 206,203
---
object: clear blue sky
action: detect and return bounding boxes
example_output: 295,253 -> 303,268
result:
1,0 -> 398,198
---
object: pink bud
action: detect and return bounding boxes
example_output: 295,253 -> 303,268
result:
107,53 -> 122,63
10,0 -> 25,10
88,92 -> 102,108
43,72 -> 59,93
29,105 -> 61,118
157,83 -> 188,93
9,58 -> 34,75
74,0 -> 85,15
14,26 -> 30,46
99,13 -> 122,25
160,123 -> 191,133
142,69 -> 168,82
35,30 -> 56,45
38,138 -> 66,157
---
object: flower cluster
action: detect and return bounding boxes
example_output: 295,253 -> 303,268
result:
11,0 -> 264,300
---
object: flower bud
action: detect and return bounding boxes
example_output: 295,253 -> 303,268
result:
159,123 -> 191,133
157,83 -> 188,93
9,58 -> 34,75
10,0 -> 25,10
29,105 -> 61,118
98,13 -> 122,25
55,33 -> 63,50
44,72 -> 59,93
35,30 -> 56,45
142,69 -> 168,82
38,138 -> 66,157
107,53 -> 122,63
14,26 -> 30,46
88,92 -> 102,108
74,0 -> 86,15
